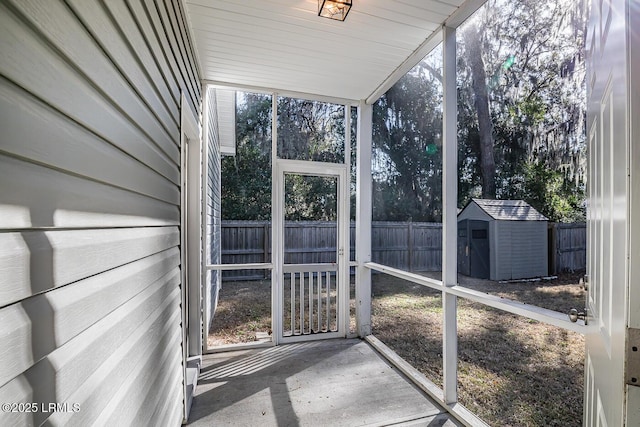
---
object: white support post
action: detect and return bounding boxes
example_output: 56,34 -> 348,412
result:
341,106 -> 351,336
442,25 -> 458,405
201,87 -> 211,352
356,101 -> 373,337
271,93 -> 281,344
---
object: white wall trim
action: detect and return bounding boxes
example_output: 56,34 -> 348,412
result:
180,91 -> 202,422
203,80 -> 359,106
365,30 -> 443,105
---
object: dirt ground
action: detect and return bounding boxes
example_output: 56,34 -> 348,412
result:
208,278 -> 273,346
371,272 -> 585,427
209,272 -> 586,426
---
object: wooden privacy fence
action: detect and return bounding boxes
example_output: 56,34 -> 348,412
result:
219,220 -> 442,280
219,220 -> 586,280
548,222 -> 587,274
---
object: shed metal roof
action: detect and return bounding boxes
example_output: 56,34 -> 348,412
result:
466,199 -> 548,221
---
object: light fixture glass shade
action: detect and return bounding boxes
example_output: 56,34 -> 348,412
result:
318,0 -> 352,21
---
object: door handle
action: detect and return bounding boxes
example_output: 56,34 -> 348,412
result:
568,308 -> 587,324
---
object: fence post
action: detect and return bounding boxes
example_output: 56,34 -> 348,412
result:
408,220 -> 414,272
264,222 -> 269,279
550,223 -> 558,275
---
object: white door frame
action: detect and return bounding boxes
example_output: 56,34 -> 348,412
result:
180,93 -> 202,421
272,159 -> 349,344
627,1 -> 640,424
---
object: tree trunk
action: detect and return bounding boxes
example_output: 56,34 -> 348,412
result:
464,24 -> 496,199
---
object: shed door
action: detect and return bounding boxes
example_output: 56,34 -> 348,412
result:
457,220 -> 470,276
583,0 -> 629,424
469,220 -> 490,279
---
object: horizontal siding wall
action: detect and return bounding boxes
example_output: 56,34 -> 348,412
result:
494,221 -> 548,280
0,0 -> 200,426
205,86 -> 221,339
494,221 -> 512,280
509,221 -> 548,279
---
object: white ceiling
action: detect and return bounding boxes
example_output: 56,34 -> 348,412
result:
184,0 -> 483,102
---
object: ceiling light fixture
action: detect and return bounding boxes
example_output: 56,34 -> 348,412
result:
318,0 -> 352,21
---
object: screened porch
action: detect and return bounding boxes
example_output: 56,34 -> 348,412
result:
1,0 -> 635,426
185,1 -> 597,426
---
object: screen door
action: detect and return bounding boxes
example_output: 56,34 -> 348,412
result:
273,161 -> 348,343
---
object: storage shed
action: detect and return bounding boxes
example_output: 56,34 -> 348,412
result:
458,199 -> 548,281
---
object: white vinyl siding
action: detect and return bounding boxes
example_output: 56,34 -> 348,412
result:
0,0 -> 201,425
216,88 -> 237,155
204,86 -> 222,338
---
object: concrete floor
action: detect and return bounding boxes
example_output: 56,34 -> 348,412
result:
187,339 -> 460,427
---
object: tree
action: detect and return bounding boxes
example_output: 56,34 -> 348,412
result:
456,0 -> 586,219
277,98 -> 345,163
522,162 -> 585,222
462,22 -> 496,198
222,94 -> 347,220
372,49 -> 444,222
223,0 -> 587,224
221,93 -> 272,220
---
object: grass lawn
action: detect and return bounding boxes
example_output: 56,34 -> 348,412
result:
208,272 -> 586,426
207,278 -> 273,347
372,272 -> 585,427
